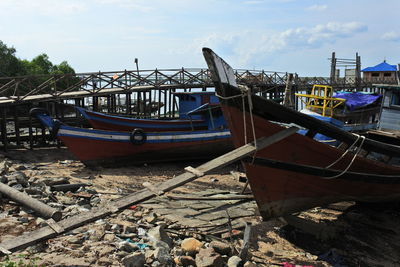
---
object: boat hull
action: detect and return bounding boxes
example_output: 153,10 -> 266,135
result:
78,108 -> 208,132
224,99 -> 400,219
202,47 -> 400,220
57,126 -> 233,167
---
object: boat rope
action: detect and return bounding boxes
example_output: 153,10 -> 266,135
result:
215,86 -> 258,151
323,134 -> 366,179
325,134 -> 362,169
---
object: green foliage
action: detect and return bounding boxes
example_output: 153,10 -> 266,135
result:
0,255 -> 44,267
0,41 -> 26,77
0,40 -> 78,95
0,41 -> 76,77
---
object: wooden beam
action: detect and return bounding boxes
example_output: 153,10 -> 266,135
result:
0,126 -> 298,254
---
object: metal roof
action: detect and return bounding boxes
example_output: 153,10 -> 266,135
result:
362,61 -> 397,72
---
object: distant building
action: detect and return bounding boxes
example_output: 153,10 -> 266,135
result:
362,60 -> 398,83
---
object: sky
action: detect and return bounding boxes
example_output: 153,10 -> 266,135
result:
0,0 -> 399,77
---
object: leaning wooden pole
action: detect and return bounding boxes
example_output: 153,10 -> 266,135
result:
0,126 -> 299,255
0,182 -> 62,221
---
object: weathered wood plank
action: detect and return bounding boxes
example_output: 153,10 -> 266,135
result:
0,126 -> 298,254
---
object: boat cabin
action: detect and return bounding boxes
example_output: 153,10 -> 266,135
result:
372,84 -> 400,130
173,91 -> 225,129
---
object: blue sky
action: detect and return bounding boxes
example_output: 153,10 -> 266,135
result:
0,0 -> 399,76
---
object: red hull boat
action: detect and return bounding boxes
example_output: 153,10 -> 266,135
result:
31,109 -> 232,168
77,107 -> 207,132
203,48 -> 400,219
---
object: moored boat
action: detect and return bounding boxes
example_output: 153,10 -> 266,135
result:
203,47 -> 400,220
77,91 -> 221,132
30,108 -> 232,168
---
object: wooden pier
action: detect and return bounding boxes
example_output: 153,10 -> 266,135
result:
0,67 -> 396,151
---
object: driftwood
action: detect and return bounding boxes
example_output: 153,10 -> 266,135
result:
0,126 -> 298,255
0,182 -> 62,221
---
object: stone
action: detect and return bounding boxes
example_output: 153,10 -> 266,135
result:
0,176 -> 7,183
154,246 -> 172,264
174,255 -> 196,266
221,229 -> 243,239
147,224 -> 172,248
0,160 -> 11,175
103,233 -> 116,242
14,165 -> 27,171
66,234 -> 85,245
97,256 -> 112,266
122,252 -> 145,267
210,240 -> 232,256
42,177 -> 69,186
98,246 -> 115,257
144,212 -> 157,223
181,237 -> 203,256
90,196 -> 101,206
243,262 -> 258,267
7,172 -> 28,187
227,256 -> 243,267
11,184 -> 24,191
195,247 -> 224,267
118,241 -> 138,252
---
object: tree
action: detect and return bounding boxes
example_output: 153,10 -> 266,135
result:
52,61 -> 75,75
0,41 -> 26,77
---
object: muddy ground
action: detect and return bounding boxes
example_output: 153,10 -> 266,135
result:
1,147 -> 400,266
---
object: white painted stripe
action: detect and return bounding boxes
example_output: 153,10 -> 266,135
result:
58,129 -> 230,141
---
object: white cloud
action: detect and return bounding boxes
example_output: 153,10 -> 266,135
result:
306,4 -> 328,11
190,22 -> 367,66
382,31 -> 400,42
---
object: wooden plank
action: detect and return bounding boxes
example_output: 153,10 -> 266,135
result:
0,126 -> 298,254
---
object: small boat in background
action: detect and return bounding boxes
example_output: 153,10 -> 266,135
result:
77,92 -> 221,132
296,84 -> 383,132
203,47 -> 400,220
30,106 -> 232,168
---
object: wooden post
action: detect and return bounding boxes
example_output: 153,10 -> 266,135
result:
330,52 -> 336,85
143,91 -> 147,118
283,73 -> 294,109
157,89 -> 162,118
13,106 -> 20,146
168,89 -> 172,118
28,104 -> 34,150
356,52 -> 361,91
1,108 -> 7,152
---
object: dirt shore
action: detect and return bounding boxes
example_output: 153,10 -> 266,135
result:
1,147 -> 400,266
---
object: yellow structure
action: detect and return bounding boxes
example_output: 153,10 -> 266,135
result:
295,85 -> 346,117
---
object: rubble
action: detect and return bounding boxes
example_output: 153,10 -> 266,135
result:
1,149 -> 400,267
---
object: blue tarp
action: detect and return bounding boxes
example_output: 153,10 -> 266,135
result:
333,92 -> 381,111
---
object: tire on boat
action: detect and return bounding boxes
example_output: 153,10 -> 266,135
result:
130,128 -> 147,145
29,107 -> 49,116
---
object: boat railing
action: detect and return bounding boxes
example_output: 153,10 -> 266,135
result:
295,92 -> 346,117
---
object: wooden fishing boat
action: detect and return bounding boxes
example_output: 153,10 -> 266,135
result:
30,108 -> 232,168
203,47 -> 400,220
296,84 -> 383,133
77,107 -> 208,132
76,92 -> 221,132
